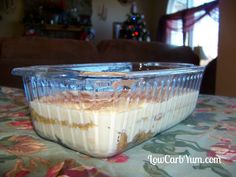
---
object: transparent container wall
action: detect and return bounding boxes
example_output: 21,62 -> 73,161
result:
13,62 -> 204,157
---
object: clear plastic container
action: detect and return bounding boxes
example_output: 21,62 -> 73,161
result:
12,62 -> 205,157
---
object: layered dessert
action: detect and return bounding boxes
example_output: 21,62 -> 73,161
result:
12,62 -> 204,157
29,88 -> 199,157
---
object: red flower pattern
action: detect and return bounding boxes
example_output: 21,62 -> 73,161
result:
107,154 -> 129,163
229,104 -> 236,109
0,104 -> 16,112
207,140 -> 236,163
8,112 -> 27,118
0,135 -> 45,156
46,159 -> 113,177
4,159 -> 30,177
217,121 -> 236,131
9,120 -> 33,130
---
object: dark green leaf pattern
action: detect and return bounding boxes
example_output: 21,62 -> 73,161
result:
0,136 -> 17,147
183,112 -> 217,129
143,130 -> 206,155
193,164 -> 233,177
143,161 -> 172,177
0,154 -> 17,163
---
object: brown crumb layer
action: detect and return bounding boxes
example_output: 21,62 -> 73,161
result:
116,131 -> 154,152
31,109 -> 95,130
117,133 -> 128,152
132,131 -> 154,144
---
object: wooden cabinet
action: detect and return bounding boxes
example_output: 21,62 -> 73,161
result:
24,0 -> 92,39
25,24 -> 91,39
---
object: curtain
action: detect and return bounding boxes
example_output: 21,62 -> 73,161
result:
157,0 -> 219,45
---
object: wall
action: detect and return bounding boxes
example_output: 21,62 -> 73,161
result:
216,0 -> 236,97
148,0 -> 168,40
92,0 -> 130,42
0,0 -> 24,37
92,0 -> 167,42
136,0 -> 168,41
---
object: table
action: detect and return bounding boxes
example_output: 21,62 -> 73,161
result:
0,86 -> 235,177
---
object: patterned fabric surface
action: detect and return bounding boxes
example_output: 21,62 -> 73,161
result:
0,86 -> 235,177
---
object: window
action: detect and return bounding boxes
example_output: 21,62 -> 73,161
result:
167,0 -> 215,14
166,0 -> 219,65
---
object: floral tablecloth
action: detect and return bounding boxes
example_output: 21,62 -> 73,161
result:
0,86 -> 235,177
